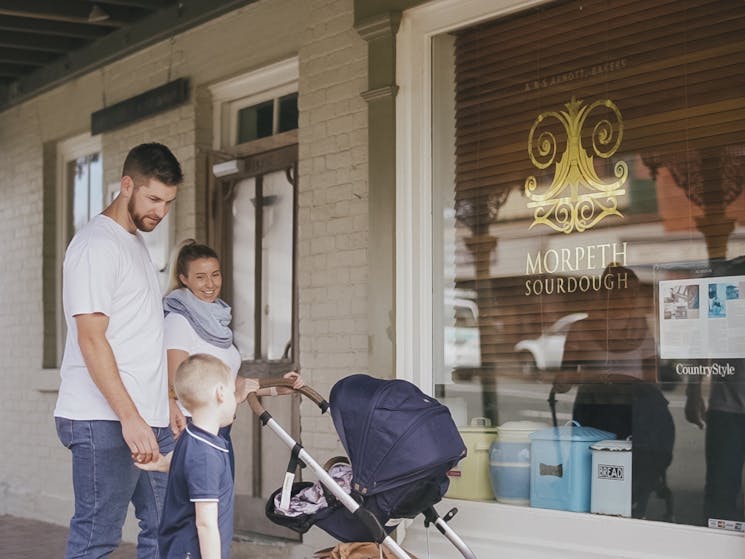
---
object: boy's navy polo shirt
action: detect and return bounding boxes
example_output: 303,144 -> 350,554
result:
159,423 -> 234,559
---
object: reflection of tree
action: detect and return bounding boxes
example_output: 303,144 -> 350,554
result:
455,186 -> 515,425
74,153 -> 99,179
642,145 -> 745,260
454,192 -> 510,233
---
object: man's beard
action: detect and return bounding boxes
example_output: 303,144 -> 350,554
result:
128,197 -> 160,232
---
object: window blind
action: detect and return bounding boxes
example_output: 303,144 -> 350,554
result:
450,0 -> 745,376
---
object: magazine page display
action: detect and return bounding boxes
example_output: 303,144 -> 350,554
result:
659,275 -> 745,359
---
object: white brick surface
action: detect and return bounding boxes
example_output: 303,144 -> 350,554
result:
0,0 -> 368,552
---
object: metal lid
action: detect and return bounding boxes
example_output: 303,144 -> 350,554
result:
529,424 -> 615,442
590,439 -> 632,451
459,417 -> 498,434
498,420 -> 549,432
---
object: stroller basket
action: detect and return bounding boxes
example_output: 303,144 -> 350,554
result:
247,374 -> 476,559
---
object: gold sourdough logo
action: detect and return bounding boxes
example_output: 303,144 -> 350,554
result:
525,97 -> 628,234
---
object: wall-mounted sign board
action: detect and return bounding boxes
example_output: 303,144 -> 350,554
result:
91,78 -> 189,135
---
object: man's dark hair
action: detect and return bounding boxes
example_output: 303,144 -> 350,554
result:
122,142 -> 183,186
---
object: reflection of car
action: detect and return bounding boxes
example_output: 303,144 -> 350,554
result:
444,290 -> 481,369
513,312 -> 588,372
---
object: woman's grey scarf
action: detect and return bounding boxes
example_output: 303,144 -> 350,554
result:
163,288 -> 233,349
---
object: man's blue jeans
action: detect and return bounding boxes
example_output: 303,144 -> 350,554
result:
55,418 -> 175,559
705,409 -> 745,522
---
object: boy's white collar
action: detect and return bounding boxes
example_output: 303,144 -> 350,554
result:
184,425 -> 229,453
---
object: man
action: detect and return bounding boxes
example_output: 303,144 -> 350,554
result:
686,358 -> 745,524
683,257 -> 745,526
54,143 -> 183,558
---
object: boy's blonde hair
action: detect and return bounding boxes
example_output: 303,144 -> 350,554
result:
175,354 -> 232,412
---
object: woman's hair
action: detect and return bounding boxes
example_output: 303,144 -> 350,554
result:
166,238 -> 220,293
175,353 -> 232,412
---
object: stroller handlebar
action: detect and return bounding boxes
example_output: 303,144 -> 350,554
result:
246,378 -> 330,418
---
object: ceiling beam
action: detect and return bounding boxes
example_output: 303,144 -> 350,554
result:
0,48 -> 58,66
0,1 -> 147,28
87,0 -> 169,9
0,0 -> 259,111
0,63 -> 36,77
0,15 -> 111,38
0,30 -> 86,53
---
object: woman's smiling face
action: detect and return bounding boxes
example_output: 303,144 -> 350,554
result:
179,257 -> 222,303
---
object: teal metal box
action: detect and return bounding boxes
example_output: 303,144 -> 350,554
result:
529,424 -> 614,512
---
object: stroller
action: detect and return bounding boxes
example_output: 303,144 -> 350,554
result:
246,374 -> 477,559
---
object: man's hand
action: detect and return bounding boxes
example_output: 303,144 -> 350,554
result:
685,391 -> 707,429
121,414 -> 160,464
169,399 -> 187,439
551,369 -> 574,394
134,451 -> 173,473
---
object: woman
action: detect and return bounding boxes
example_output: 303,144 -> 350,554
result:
163,239 -> 302,474
555,264 -> 675,518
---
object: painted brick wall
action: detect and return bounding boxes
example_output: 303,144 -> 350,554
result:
296,0 -> 369,454
0,0 -> 368,553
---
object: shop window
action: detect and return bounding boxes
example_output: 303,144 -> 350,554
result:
429,0 -> 745,531
43,134 -> 102,368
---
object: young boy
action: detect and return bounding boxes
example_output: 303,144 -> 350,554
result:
143,353 -> 238,559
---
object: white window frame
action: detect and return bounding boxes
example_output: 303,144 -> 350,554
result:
395,1 -> 744,558
56,133 -> 103,357
38,132 -> 103,389
56,133 -> 102,266
209,57 -> 299,150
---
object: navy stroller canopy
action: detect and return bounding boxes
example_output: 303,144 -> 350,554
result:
265,373 -> 470,549
329,374 -> 466,497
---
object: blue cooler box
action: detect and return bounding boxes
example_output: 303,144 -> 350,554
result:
529,424 -> 614,512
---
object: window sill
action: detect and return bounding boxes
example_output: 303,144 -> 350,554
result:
34,369 -> 60,393
402,498 -> 744,559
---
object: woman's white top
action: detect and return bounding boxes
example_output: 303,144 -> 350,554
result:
164,312 -> 241,416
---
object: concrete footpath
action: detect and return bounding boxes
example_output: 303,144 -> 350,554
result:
0,514 -> 136,557
0,514 -> 311,558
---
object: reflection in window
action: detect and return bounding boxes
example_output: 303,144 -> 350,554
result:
231,168 -> 295,363
431,0 -> 745,529
261,172 -> 293,359
68,153 -> 102,234
236,93 -> 299,145
231,177 -> 257,358
237,100 -> 274,143
278,93 -> 299,133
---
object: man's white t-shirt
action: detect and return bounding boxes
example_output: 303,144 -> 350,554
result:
164,312 -> 241,417
54,214 -> 169,427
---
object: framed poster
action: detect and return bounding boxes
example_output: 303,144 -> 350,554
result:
656,262 -> 745,360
